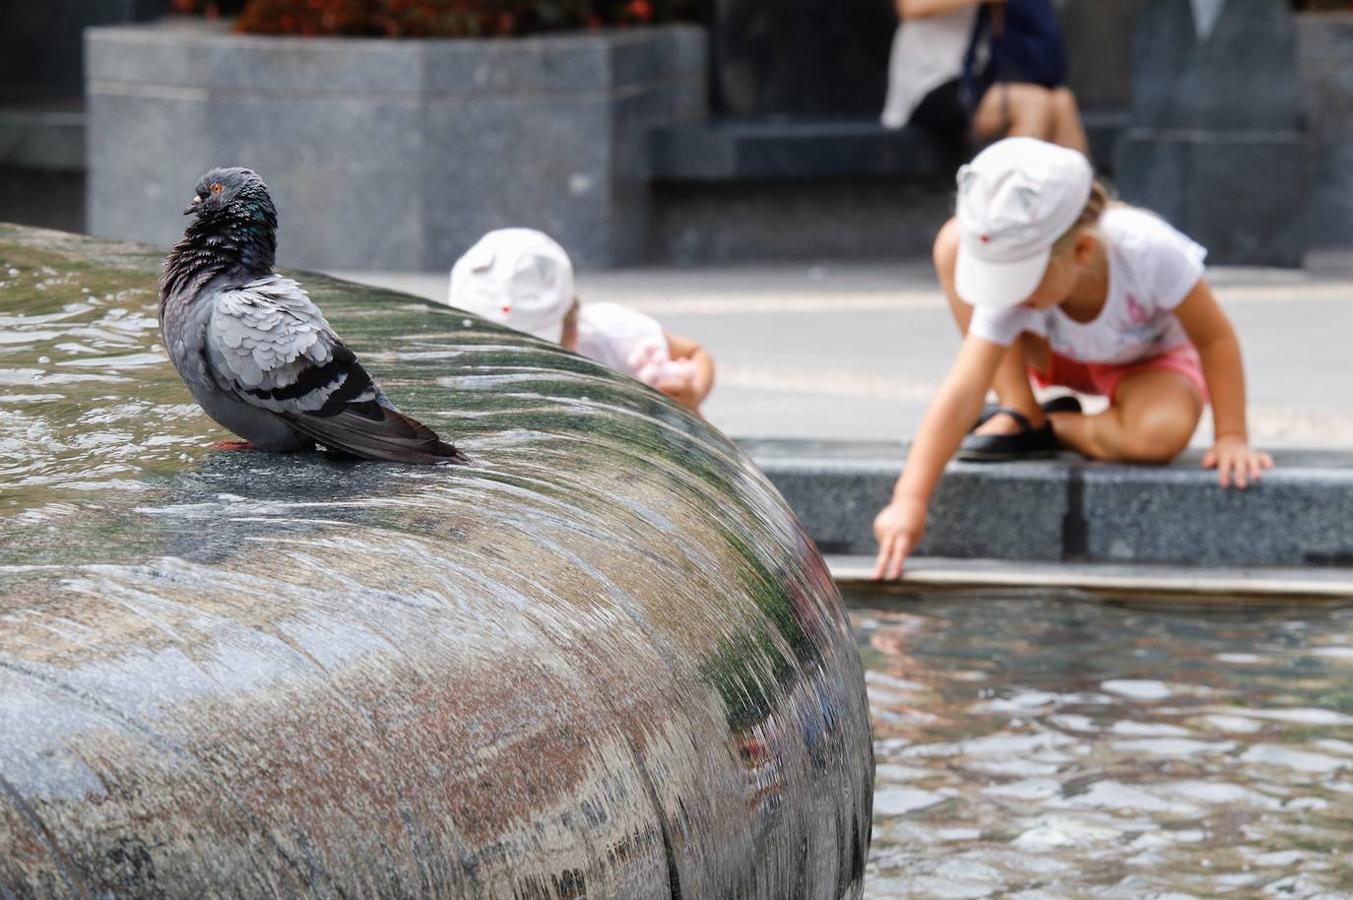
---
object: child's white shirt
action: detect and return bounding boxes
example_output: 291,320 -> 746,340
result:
575,302 -> 666,378
968,207 -> 1208,365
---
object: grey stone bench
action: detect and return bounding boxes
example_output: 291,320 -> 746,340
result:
743,439 -> 1353,569
644,111 -> 1128,263
0,105 -> 86,233
0,106 -> 85,172
648,110 -> 1129,182
648,119 -> 960,182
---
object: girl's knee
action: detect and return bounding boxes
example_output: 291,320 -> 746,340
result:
1116,413 -> 1196,464
1109,372 -> 1203,463
1118,437 -> 1185,465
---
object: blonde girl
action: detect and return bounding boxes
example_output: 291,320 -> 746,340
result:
873,137 -> 1273,580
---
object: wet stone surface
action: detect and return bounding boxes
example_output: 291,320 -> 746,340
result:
854,592 -> 1353,898
0,224 -> 873,898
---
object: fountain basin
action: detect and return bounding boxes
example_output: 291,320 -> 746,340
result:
0,224 -> 872,898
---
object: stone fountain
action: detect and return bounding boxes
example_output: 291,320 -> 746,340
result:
0,224 -> 873,897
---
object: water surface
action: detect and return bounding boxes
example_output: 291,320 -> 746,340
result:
854,592 -> 1353,898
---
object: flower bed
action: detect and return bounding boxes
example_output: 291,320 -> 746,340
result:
170,0 -> 697,36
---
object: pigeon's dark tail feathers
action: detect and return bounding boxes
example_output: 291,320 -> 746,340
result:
284,403 -> 468,466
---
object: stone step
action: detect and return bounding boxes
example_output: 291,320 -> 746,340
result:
0,105 -> 84,172
743,439 -> 1353,569
827,555 -> 1353,601
649,110 -> 1128,183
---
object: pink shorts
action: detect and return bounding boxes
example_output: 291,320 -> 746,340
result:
1030,343 -> 1210,403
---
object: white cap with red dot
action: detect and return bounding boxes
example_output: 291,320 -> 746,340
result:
448,229 -> 575,343
954,137 -> 1094,310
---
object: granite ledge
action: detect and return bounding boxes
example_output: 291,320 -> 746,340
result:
742,439 -> 1353,568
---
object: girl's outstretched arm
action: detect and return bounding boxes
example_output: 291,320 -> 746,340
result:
873,334 -> 1007,580
1172,278 -> 1274,489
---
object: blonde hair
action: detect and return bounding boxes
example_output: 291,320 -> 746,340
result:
1051,180 -> 1113,253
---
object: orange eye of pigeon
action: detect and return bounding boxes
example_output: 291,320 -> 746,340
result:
210,183 -> 223,195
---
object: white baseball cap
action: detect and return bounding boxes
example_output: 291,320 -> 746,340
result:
954,138 -> 1094,310
448,228 -> 575,342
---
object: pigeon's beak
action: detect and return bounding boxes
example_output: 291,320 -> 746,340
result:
183,195 -> 202,216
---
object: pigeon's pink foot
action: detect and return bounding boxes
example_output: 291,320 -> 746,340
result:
211,440 -> 256,451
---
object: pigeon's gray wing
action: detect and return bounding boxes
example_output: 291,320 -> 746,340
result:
205,276 -> 466,464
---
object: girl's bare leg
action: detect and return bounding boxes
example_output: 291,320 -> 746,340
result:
1051,369 -> 1203,462
1050,87 -> 1090,155
945,286 -> 1048,435
972,82 -> 1054,142
971,83 -> 1090,155
970,333 -> 1052,435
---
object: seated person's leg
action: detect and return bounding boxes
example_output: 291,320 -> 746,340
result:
971,83 -> 1054,143
1053,369 -> 1203,463
1050,87 -> 1090,155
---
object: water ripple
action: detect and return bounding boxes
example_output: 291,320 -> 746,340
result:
855,595 -> 1353,898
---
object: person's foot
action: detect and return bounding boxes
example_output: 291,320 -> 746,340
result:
1041,394 -> 1083,417
958,407 -> 1059,462
972,407 -> 1045,437
970,395 -> 1082,435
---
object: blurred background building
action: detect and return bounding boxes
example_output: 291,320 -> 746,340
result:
1,0 -> 1350,269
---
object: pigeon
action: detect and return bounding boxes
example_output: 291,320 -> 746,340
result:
159,167 -> 466,465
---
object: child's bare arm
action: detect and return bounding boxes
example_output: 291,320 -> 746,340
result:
873,334 -> 1007,579
662,332 -> 715,409
1172,278 -> 1273,488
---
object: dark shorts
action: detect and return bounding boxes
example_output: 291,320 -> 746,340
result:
909,76 -> 995,147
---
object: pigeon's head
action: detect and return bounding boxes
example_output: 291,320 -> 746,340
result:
184,167 -> 276,229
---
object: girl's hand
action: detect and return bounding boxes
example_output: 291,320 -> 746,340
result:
872,497 -> 928,581
1202,435 -> 1273,489
656,374 -> 700,410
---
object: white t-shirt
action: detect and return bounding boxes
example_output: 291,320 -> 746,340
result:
880,8 -> 977,129
575,302 -> 666,379
968,207 -> 1207,365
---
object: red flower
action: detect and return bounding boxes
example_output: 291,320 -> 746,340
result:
229,0 -> 691,37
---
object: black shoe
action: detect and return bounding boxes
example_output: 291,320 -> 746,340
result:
1041,394 -> 1083,416
957,407 -> 1060,462
969,403 -> 1001,432
970,396 -> 1081,433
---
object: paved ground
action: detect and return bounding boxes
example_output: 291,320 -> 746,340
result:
333,260 -> 1353,449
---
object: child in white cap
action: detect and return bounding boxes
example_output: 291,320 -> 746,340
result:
873,137 -> 1273,580
448,229 -> 715,412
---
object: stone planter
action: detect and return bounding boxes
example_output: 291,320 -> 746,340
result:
85,20 -> 705,271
